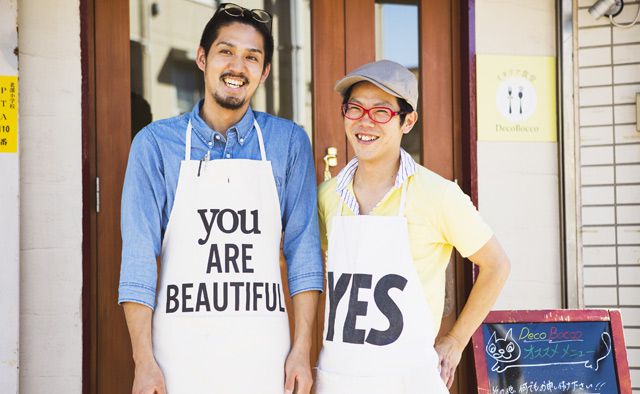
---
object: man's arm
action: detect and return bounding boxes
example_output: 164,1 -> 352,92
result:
119,128 -> 167,393
123,303 -> 166,394
284,290 -> 320,394
281,124 -> 324,394
434,235 -> 510,388
281,124 -> 324,294
119,128 -> 164,307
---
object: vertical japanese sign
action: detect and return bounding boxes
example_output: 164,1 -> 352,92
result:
0,76 -> 18,153
477,55 -> 556,142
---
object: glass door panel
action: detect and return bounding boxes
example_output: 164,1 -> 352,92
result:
375,1 -> 422,163
129,0 -> 313,142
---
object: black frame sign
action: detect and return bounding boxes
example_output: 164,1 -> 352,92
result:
471,309 -> 632,394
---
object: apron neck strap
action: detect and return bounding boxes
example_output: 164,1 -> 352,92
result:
185,120 -> 193,160
184,119 -> 267,161
253,120 -> 267,161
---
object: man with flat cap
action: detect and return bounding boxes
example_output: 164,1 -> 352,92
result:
314,59 -> 510,393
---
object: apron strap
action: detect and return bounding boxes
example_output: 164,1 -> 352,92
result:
185,120 -> 192,161
185,119 -> 266,161
253,120 -> 267,161
398,180 -> 408,217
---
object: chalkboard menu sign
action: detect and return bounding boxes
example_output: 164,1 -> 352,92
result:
472,310 -> 632,394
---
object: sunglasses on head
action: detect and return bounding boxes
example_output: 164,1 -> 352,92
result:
214,3 -> 273,33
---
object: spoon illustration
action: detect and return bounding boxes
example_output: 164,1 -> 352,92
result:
518,87 -> 524,114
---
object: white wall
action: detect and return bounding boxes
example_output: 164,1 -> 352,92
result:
18,0 -> 83,392
476,0 -> 563,309
576,0 -> 640,390
0,0 -> 20,392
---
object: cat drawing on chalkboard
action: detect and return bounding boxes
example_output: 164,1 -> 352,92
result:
486,329 -> 521,373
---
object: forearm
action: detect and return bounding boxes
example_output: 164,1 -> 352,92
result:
123,302 -> 155,365
290,290 -> 319,353
448,264 -> 508,347
447,237 -> 510,347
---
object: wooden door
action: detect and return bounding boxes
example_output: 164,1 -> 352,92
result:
84,0 -> 135,393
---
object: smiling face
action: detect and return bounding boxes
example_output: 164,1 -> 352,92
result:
196,22 -> 270,112
343,82 -> 416,165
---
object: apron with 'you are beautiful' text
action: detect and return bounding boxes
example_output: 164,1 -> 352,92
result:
153,120 -> 290,393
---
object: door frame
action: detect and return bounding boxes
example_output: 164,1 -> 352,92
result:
82,0 -> 134,393
81,0 -> 479,392
80,0 -> 94,392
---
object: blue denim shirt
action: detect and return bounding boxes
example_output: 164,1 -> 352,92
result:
119,100 -> 323,309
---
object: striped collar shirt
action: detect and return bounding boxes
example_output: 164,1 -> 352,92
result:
335,148 -> 417,215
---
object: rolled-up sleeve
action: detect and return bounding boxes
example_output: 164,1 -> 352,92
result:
118,129 -> 166,309
282,125 -> 324,296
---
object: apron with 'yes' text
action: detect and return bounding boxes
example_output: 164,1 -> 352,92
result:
315,182 -> 449,394
153,120 -> 290,393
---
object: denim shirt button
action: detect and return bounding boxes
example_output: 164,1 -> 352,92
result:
208,141 -> 213,147
239,138 -> 244,143
215,135 -> 221,140
226,153 -> 231,158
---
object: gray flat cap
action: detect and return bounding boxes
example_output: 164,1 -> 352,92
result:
335,59 -> 418,110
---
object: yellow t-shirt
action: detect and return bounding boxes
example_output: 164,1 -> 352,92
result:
318,164 -> 493,333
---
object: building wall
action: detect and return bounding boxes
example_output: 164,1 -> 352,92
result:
18,0 -> 83,392
0,1 -> 19,392
475,0 -> 563,309
575,0 -> 640,390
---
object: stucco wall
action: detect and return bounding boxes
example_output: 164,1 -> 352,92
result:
0,0 -> 19,392
475,0 -> 563,309
18,0 -> 83,392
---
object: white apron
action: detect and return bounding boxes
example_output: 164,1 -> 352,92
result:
153,120 -> 290,393
315,182 -> 448,394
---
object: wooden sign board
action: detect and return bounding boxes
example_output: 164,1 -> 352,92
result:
471,309 -> 632,394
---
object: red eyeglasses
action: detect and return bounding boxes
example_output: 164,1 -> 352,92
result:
341,102 -> 406,124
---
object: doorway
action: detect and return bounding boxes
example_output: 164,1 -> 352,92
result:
311,1 -> 476,392
83,0 -> 476,392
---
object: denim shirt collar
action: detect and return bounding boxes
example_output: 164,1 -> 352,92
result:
188,99 -> 256,146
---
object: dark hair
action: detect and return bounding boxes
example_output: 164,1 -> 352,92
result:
341,83 -> 414,125
199,12 -> 274,70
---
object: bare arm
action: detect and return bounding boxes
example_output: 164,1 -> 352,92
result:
284,290 -> 320,394
435,235 -> 510,388
123,302 -> 166,394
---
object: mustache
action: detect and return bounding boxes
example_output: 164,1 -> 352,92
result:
220,72 -> 249,84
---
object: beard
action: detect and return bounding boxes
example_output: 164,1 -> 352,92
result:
213,91 -> 246,110
213,72 -> 250,110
